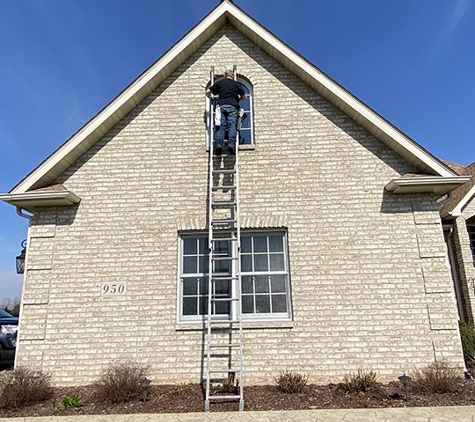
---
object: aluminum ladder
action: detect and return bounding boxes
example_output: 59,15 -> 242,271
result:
204,65 -> 244,412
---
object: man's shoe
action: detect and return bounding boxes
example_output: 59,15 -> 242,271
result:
228,146 -> 236,155
215,147 -> 222,156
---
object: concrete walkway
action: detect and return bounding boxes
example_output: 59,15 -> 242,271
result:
2,407 -> 475,422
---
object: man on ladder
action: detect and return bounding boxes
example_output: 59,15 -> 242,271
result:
205,69 -> 246,155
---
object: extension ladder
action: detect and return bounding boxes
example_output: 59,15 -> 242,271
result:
204,65 -> 244,412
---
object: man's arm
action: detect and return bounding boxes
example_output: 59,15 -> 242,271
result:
239,93 -> 247,101
205,88 -> 213,98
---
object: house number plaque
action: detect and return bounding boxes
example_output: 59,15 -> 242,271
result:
101,282 -> 127,296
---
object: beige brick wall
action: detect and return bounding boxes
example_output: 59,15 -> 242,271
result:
17,26 -> 464,385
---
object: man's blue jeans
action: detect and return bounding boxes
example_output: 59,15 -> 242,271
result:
214,105 -> 238,149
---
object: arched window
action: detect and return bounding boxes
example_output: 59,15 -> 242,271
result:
206,76 -> 254,146
466,217 -> 475,264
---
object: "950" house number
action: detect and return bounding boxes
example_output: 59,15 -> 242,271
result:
101,283 -> 127,296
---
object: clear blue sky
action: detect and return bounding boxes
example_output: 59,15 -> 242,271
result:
1,0 -> 474,301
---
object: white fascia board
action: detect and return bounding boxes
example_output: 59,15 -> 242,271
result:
450,184 -> 475,217
385,176 -> 470,195
11,3 -> 229,195
225,5 -> 454,178
0,191 -> 81,211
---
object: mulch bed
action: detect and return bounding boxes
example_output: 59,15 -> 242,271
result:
2,380 -> 475,417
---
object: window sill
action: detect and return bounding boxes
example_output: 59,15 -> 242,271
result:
175,319 -> 293,331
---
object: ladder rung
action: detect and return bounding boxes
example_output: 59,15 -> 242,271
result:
207,319 -> 240,324
209,369 -> 240,374
211,275 -> 238,280
211,256 -> 238,261
212,219 -> 237,225
208,395 -> 241,401
212,201 -> 236,207
212,186 -> 236,190
212,169 -> 235,175
211,237 -> 237,242
209,343 -> 241,348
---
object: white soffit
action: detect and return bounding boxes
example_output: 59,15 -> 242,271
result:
10,0 -> 455,195
0,191 -> 81,213
385,176 -> 470,195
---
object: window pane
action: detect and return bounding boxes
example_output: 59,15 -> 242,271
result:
269,235 -> 283,252
242,295 -> 254,313
183,278 -> 197,295
239,130 -> 252,145
272,295 -> 287,313
241,254 -> 252,272
183,256 -> 197,274
214,280 -> 230,295
242,276 -> 253,293
214,240 -> 229,254
215,301 -> 230,315
214,260 -> 230,273
200,297 -> 208,315
199,238 -> 208,254
254,236 -> 268,253
256,296 -> 271,313
183,297 -> 197,315
241,236 -> 251,253
199,255 -> 209,273
270,253 -> 285,271
183,238 -> 197,255
254,254 -> 268,271
255,275 -> 269,293
200,278 -> 209,295
271,275 -> 286,293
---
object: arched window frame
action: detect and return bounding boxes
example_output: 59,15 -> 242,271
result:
205,75 -> 254,147
466,216 -> 475,265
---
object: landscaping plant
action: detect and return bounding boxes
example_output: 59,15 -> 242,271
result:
57,394 -> 83,409
414,360 -> 462,393
94,360 -> 150,403
0,366 -> 53,409
342,369 -> 378,393
274,371 -> 308,393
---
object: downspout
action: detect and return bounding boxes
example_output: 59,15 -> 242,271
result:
14,206 -> 33,369
16,207 -> 33,220
445,225 -> 466,322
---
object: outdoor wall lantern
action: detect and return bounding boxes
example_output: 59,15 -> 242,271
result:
16,240 -> 27,274
398,373 -> 412,401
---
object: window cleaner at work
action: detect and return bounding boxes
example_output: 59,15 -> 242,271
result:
205,69 -> 246,155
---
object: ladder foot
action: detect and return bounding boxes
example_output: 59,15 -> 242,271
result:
204,400 -> 210,412
239,399 -> 244,411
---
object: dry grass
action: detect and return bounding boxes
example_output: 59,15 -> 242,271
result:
0,366 -> 53,409
94,360 -> 150,403
342,369 -> 378,393
274,371 -> 308,394
414,360 -> 463,394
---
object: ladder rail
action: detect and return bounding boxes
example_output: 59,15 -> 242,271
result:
205,65 -> 244,412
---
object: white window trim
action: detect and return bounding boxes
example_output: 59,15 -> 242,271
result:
177,231 -> 292,323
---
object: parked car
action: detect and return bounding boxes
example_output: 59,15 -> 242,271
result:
0,309 -> 18,367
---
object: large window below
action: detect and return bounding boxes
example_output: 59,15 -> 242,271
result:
178,231 -> 291,322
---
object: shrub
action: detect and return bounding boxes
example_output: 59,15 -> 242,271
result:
459,321 -> 475,363
0,366 -> 53,409
342,369 -> 378,393
274,371 -> 308,393
219,376 -> 239,395
94,360 -> 150,403
57,393 -> 83,409
414,360 -> 462,393
170,383 -> 188,396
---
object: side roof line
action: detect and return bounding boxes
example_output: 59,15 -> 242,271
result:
10,0 -> 455,194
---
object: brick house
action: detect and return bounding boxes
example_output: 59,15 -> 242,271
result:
1,0 -> 470,386
441,162 -> 475,325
